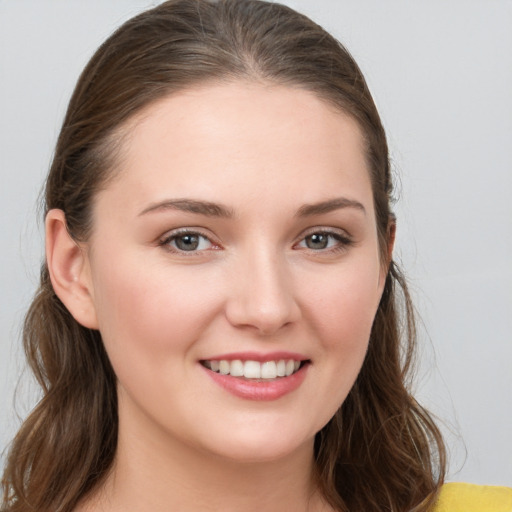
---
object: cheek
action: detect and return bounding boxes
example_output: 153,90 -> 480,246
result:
89,253 -> 222,368
291,258 -> 383,429
88,255 -> 227,428
303,259 -> 382,348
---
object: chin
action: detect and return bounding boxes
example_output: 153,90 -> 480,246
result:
194,420 -> 317,464
211,440 -> 311,465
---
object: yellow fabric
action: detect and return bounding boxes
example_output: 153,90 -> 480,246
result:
433,482 -> 512,512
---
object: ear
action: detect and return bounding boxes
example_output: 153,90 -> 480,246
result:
45,209 -> 99,329
379,214 -> 396,291
386,214 -> 396,264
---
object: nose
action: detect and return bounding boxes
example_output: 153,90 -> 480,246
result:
224,248 -> 301,336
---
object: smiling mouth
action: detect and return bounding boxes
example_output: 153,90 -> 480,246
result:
200,359 -> 308,380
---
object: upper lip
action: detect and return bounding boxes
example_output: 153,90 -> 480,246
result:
200,351 -> 309,363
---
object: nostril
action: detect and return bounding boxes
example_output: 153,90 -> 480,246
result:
224,261 -> 301,334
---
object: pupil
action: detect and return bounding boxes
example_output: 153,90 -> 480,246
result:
176,234 -> 199,251
307,233 -> 328,249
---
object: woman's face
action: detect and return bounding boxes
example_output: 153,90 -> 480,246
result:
84,82 -> 386,462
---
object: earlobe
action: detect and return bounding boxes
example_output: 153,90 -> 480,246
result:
45,209 -> 99,329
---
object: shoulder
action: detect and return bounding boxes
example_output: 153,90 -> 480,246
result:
432,482 -> 512,512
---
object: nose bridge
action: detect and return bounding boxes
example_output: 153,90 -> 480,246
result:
225,241 -> 299,335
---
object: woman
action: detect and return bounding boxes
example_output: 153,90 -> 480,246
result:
1,1 -> 510,511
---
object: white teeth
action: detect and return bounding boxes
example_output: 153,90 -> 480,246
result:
230,359 -> 244,377
261,361 -> 277,379
204,358 -> 304,379
285,360 -> 295,376
276,360 -> 286,377
219,360 -> 230,375
244,361 -> 261,379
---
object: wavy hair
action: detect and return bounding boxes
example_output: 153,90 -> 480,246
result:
1,1 -> 445,511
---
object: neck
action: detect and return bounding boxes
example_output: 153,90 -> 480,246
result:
79,408 -> 329,512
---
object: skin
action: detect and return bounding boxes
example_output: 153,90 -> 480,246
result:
47,82 -> 389,512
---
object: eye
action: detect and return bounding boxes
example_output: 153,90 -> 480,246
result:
295,230 -> 353,253
160,230 -> 216,253
303,233 -> 334,250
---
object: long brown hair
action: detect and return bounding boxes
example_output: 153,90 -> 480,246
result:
1,1 -> 445,510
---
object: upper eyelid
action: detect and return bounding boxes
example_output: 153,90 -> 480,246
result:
157,226 -> 352,247
295,226 -> 352,241
293,227 -> 354,253
159,227 -> 214,241
158,228 -> 220,251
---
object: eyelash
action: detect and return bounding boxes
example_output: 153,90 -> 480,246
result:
158,229 -> 218,255
294,229 -> 354,255
158,228 -> 353,255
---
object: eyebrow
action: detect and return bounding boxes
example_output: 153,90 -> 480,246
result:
138,196 -> 365,219
295,197 -> 366,217
139,199 -> 234,218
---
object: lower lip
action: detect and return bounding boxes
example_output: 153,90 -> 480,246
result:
201,363 -> 309,401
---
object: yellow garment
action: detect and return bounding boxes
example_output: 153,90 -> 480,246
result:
433,482 -> 512,512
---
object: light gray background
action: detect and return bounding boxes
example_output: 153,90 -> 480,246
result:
1,1 -> 511,486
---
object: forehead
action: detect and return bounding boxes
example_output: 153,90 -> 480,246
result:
97,82 -> 373,217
